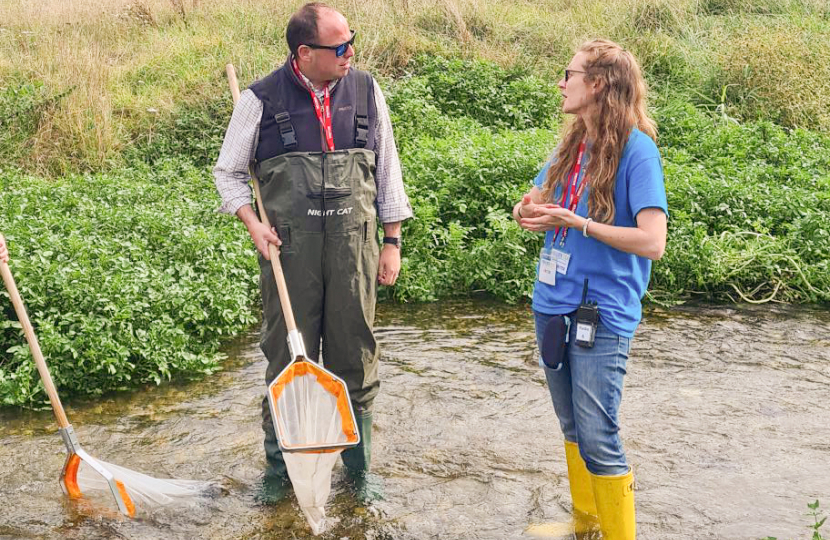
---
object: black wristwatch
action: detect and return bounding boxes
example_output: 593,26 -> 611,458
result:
382,236 -> 401,249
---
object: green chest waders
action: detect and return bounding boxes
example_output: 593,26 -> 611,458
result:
257,149 -> 380,482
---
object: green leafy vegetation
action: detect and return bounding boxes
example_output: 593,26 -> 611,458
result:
383,60 -> 830,305
380,57 -> 558,302
399,56 -> 560,131
127,91 -> 233,169
0,160 -> 259,407
652,100 -> 830,303
763,499 -> 826,540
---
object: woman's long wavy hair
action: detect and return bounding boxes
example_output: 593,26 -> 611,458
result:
541,40 -> 656,224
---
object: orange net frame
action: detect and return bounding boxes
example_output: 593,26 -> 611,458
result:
269,360 -> 358,453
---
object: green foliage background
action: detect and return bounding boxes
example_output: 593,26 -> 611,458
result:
0,161 -> 258,406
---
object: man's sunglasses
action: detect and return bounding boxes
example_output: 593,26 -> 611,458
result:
564,69 -> 586,82
305,30 -> 356,57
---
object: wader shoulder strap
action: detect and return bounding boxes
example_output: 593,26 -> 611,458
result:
354,71 -> 372,148
257,75 -> 298,150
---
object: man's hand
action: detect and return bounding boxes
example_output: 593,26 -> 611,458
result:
248,220 -> 281,260
377,244 -> 401,286
0,235 -> 8,264
378,221 -> 402,286
237,204 -> 281,260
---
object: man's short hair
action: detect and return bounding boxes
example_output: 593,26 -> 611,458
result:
286,2 -> 331,57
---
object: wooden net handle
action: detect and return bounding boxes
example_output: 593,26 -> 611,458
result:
0,234 -> 71,428
224,64 -> 297,333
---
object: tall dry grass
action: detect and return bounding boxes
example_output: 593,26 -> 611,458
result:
2,0 -> 830,174
715,20 -> 830,129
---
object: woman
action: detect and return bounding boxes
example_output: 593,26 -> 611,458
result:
515,40 -> 667,540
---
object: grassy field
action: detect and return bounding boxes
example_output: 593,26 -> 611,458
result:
3,0 -> 830,174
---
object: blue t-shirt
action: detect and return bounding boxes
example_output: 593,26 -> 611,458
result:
531,128 -> 667,337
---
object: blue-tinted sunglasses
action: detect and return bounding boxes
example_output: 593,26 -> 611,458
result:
305,30 -> 356,57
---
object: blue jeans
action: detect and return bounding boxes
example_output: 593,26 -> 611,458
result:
534,310 -> 631,476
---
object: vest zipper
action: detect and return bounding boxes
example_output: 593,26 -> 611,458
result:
321,152 -> 327,275
321,152 -> 327,219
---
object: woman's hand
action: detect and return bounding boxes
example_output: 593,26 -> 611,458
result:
524,205 -> 666,260
517,194 -> 537,220
514,188 -> 585,233
515,190 -> 563,232
521,204 -> 580,232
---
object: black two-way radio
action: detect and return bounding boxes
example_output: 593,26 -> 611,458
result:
575,278 -> 598,348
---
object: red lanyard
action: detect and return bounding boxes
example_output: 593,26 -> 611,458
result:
553,141 -> 588,246
292,59 -> 335,151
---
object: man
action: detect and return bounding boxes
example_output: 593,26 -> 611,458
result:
213,2 -> 412,502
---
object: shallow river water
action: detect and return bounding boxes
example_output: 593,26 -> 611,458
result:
1,299 -> 828,540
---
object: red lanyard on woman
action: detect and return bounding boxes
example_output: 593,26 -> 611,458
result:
291,59 -> 335,151
553,140 -> 588,247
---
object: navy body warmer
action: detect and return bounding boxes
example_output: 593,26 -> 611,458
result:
249,58 -> 378,162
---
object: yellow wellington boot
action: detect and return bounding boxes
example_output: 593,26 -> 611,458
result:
591,469 -> 636,540
525,441 -> 599,538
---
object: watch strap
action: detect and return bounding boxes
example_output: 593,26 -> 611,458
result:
382,236 -> 401,248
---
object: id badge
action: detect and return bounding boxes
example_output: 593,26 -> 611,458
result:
552,249 -> 571,275
539,247 -> 556,286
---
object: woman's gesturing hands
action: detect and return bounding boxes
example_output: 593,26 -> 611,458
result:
515,191 -> 580,233
514,189 -> 667,260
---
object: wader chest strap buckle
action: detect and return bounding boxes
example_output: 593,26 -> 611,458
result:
274,111 -> 297,149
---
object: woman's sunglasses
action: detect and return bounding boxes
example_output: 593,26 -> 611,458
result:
564,69 -> 586,82
305,30 -> 356,57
